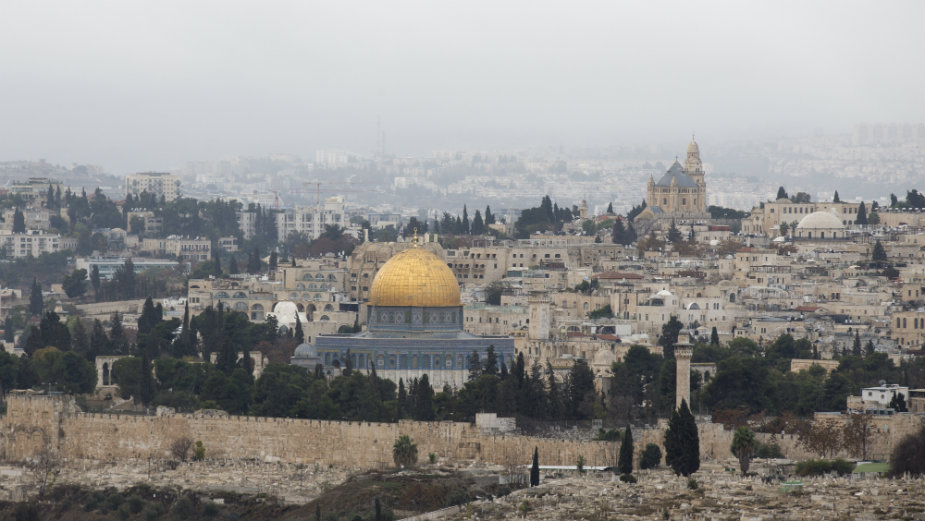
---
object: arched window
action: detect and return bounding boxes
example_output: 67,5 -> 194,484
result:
215,291 -> 230,299
234,302 -> 248,311
233,291 -> 247,299
320,315 -> 330,321
324,304 -> 334,311
251,303 -> 264,311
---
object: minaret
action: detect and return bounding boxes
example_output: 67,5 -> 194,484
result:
528,292 -> 551,341
675,331 -> 693,410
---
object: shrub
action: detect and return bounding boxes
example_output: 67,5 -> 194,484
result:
193,440 -> 205,461
795,459 -> 854,477
577,455 -> 585,473
687,477 -> 698,490
619,474 -> 637,483
144,503 -> 165,521
429,453 -> 436,464
202,501 -> 219,518
640,444 -> 662,470
594,428 -> 621,441
84,491 -> 106,511
754,441 -> 784,459
126,494 -> 145,514
170,495 -> 194,520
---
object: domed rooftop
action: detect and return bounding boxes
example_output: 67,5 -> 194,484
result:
687,139 -> 700,156
273,301 -> 299,317
369,246 -> 461,307
797,211 -> 845,230
655,161 -> 697,188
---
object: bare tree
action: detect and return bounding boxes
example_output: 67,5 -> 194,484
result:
842,413 -> 873,460
798,420 -> 842,459
170,436 -> 194,461
29,444 -> 61,496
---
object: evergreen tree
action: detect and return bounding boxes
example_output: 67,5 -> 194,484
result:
833,190 -> 840,203
484,205 -> 495,225
667,219 -> 682,243
482,345 -> 498,376
665,399 -> 699,476
110,312 -> 128,355
852,331 -> 862,357
710,326 -> 719,346
3,316 -> 14,343
90,265 -> 101,300
888,392 -> 907,412
397,378 -> 407,418
138,297 -> 160,337
471,210 -> 485,235
618,425 -> 634,475
462,205 -> 470,234
39,310 -> 71,350
29,278 -> 43,315
414,374 -> 435,420
294,312 -> 304,344
856,201 -> 868,225
865,339 -> 875,357
228,256 -> 239,274
248,247 -> 261,274
468,350 -> 481,381
871,240 -> 887,262
71,318 -> 91,360
658,315 -> 684,360
90,319 -> 110,356
530,447 -> 540,486
269,251 -> 278,271
12,208 -> 25,233
776,186 -> 789,200
606,202 -> 614,214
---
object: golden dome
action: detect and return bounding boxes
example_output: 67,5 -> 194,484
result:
369,246 -> 460,307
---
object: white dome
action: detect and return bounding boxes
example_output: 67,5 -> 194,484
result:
797,211 -> 845,230
656,289 -> 673,297
272,301 -> 299,317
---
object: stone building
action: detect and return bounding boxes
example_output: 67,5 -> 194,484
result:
314,240 -> 514,388
636,138 -> 709,225
125,172 -> 181,201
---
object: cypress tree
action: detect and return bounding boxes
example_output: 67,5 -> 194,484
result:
618,425 -> 634,475
665,399 -> 700,476
294,312 -> 305,344
397,378 -> 407,418
856,201 -> 868,225
530,447 -> 540,486
852,331 -> 862,356
776,186 -> 788,200
483,345 -> 498,376
29,278 -> 43,316
110,312 -> 128,355
833,190 -> 841,203
468,350 -> 481,381
710,326 -> 719,346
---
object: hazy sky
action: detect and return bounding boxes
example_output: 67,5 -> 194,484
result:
1,0 -> 922,172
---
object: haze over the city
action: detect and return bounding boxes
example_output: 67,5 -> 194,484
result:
1,0 -> 923,173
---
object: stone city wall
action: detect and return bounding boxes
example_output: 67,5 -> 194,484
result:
1,394 -> 922,470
